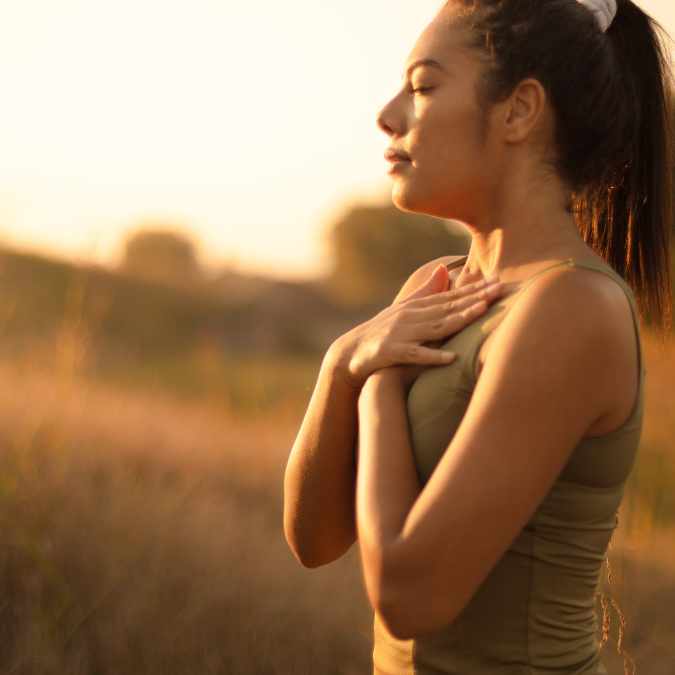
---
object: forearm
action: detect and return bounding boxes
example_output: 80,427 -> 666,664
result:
284,340 -> 361,567
284,271 -> 499,570
356,370 -> 422,606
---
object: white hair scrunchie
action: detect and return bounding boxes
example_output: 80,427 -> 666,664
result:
579,0 -> 617,33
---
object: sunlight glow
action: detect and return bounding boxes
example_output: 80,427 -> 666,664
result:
0,0 -> 672,277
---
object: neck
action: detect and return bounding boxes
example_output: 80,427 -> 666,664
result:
456,158 -> 593,286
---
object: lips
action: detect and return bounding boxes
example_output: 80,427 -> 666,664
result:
384,149 -> 411,163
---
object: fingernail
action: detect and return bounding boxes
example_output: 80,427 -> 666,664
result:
441,351 -> 455,361
486,275 -> 500,284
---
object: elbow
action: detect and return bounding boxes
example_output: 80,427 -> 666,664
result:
369,574 -> 461,640
283,516 -> 354,569
376,602 -> 420,640
294,553 -> 326,570
284,520 -> 326,568
362,541 -> 470,638
363,551 -> 430,638
373,589 -> 431,640
365,561 -> 417,638
375,593 -> 460,640
283,489 -> 326,568
287,538 -> 330,569
287,540 -> 347,569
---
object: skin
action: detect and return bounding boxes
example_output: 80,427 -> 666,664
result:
285,6 -> 639,640
284,264 -> 503,568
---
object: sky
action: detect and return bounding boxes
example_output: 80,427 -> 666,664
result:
0,0 -> 673,278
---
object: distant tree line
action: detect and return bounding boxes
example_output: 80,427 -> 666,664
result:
327,204 -> 470,307
119,205 -> 471,308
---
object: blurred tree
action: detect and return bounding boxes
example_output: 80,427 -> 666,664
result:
328,204 -> 471,308
121,229 -> 202,286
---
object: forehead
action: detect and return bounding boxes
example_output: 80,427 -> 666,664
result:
403,8 -> 476,77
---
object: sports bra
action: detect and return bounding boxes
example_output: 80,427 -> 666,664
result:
373,257 -> 644,674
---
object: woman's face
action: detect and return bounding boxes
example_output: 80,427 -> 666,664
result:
377,11 -> 499,223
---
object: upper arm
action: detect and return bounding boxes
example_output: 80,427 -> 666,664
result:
393,256 -> 466,303
384,268 -> 639,632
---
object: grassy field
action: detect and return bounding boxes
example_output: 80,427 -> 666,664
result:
0,337 -> 672,675
0,248 -> 673,674
597,337 -> 675,674
0,357 -> 373,674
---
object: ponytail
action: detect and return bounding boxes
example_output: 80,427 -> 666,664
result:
448,0 -> 674,332
575,0 -> 673,332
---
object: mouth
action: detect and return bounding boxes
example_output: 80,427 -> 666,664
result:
384,149 -> 412,174
384,149 -> 411,163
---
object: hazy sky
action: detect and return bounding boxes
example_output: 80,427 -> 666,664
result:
0,0 -> 673,277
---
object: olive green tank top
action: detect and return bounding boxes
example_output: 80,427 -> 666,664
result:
373,258 -> 645,675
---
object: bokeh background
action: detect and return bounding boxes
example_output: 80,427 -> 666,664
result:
0,1 -> 674,673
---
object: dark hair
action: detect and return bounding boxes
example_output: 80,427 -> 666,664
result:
446,0 -> 674,332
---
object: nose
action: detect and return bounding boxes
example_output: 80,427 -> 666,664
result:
376,104 -> 395,137
376,95 -> 401,137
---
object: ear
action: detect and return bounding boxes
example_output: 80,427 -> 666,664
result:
502,78 -> 547,144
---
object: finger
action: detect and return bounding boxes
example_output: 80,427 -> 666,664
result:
393,343 -> 457,366
403,281 -> 502,326
407,275 -> 500,309
440,299 -> 490,335
402,265 -> 450,301
405,298 -> 490,342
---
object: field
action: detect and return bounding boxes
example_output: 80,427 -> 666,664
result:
0,248 -> 673,674
0,357 -> 373,674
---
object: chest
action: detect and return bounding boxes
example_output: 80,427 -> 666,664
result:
406,309 -> 498,485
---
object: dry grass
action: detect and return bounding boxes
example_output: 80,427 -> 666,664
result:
0,357 -> 372,674
0,333 -> 673,674
595,334 -> 675,675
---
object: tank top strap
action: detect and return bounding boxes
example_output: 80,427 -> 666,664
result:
517,258 -> 642,332
516,259 -> 643,369
465,258 -> 645,384
445,255 -> 469,273
446,256 -> 639,327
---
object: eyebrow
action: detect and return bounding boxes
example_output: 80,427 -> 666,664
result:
403,58 -> 446,80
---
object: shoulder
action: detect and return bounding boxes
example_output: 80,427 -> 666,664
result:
500,265 -> 636,351
394,255 -> 466,302
481,264 -> 638,433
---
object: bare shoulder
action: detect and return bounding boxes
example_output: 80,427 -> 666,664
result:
505,265 -> 636,343
394,255 -> 467,303
482,265 -> 639,434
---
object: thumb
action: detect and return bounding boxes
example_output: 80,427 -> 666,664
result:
406,264 -> 449,300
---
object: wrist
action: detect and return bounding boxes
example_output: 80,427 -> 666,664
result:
326,332 -> 364,391
358,369 -> 407,423
361,367 -> 405,398
323,336 -> 362,393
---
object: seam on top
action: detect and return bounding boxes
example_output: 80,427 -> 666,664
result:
526,515 -> 535,675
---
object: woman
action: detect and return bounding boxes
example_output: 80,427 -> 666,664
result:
285,0 -> 673,672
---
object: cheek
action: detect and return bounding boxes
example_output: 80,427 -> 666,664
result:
389,84 -> 491,218
422,104 -> 484,175
402,105 -> 486,205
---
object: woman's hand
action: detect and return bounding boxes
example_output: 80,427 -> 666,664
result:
330,265 -> 501,390
284,259 -> 501,569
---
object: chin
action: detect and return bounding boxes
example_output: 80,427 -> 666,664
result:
392,181 -> 470,222
391,184 -> 425,214
392,185 -> 443,219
